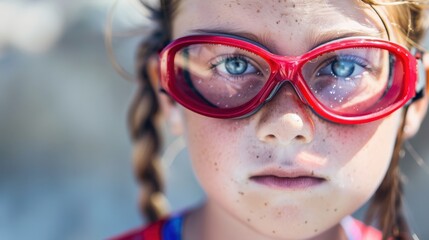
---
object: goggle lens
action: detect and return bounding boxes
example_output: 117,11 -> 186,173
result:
173,43 -> 270,109
302,48 -> 402,116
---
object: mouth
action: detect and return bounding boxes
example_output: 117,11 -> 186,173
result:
250,169 -> 327,190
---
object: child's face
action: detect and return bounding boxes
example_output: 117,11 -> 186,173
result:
172,0 -> 401,238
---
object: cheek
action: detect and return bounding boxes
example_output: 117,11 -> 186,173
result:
329,111 -> 402,209
183,111 -> 248,193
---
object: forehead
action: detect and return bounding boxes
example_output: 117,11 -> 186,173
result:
172,0 -> 387,55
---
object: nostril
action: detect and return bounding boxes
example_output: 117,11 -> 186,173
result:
295,135 -> 305,141
265,134 -> 276,141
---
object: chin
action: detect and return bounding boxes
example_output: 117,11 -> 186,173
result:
238,210 -> 340,240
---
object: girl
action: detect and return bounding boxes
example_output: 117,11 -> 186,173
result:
113,0 -> 429,239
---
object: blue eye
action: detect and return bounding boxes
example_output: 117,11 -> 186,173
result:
212,56 -> 258,76
316,56 -> 368,80
225,57 -> 248,75
331,60 -> 355,78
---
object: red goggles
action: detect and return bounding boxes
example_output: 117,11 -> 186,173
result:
159,35 -> 421,124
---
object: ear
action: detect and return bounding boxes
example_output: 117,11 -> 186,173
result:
403,54 -> 429,139
148,56 -> 184,136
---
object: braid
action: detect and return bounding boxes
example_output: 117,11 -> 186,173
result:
366,107 -> 411,240
128,1 -> 174,222
128,75 -> 166,222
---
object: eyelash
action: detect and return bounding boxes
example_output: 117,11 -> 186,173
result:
208,54 -> 261,80
210,54 -> 247,68
322,55 -> 371,72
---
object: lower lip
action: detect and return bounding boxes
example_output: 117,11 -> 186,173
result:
251,176 -> 325,190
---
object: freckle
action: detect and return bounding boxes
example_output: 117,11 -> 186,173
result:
264,202 -> 268,206
276,20 -> 280,24
334,208 -> 338,212
269,155 -> 272,158
293,3 -> 296,8
247,218 -> 251,222
256,9 -> 260,13
214,162 -> 218,166
305,220 -> 308,224
277,211 -> 282,216
314,229 -> 319,233
216,168 -> 219,171
311,171 -> 314,176
326,208 -> 330,212
295,19 -> 298,23
239,191 -> 244,195
272,230 -> 276,234
256,155 -> 259,159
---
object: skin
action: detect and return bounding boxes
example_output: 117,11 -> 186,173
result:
157,0 -> 428,239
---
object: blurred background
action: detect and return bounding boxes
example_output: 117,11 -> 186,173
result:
0,0 -> 427,239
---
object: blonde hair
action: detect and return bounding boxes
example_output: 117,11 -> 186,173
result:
129,1 -> 428,239
362,0 -> 428,48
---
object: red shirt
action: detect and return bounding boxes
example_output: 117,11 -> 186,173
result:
111,214 -> 381,240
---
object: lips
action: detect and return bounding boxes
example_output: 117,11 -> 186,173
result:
250,168 -> 326,190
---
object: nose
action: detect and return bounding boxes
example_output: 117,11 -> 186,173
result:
255,83 -> 315,146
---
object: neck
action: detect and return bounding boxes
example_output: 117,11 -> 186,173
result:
183,201 -> 348,240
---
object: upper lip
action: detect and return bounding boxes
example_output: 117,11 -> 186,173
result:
250,166 -> 327,180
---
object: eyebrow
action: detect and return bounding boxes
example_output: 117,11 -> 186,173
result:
188,26 -> 384,54
307,26 -> 384,49
190,28 -> 275,50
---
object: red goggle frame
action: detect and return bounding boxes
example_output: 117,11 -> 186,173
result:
159,35 -> 420,124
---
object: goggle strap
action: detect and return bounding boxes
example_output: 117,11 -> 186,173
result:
159,88 -> 176,104
407,51 -> 426,105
